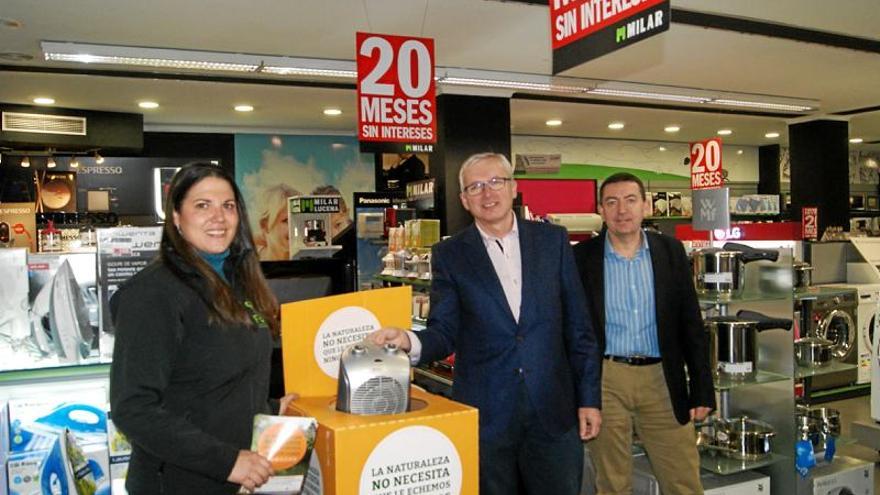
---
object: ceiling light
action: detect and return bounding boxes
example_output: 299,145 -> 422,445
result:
717,129 -> 733,136
664,126 -> 680,133
438,76 -> 584,93
33,97 -> 55,105
323,108 -> 342,116
20,156 -> 30,168
850,138 -> 864,144
47,156 -> 56,168
658,146 -> 667,151
545,119 -> 563,127
589,88 -> 708,104
95,152 -> 104,164
737,150 -> 744,155
138,101 -> 159,109
234,104 -> 254,112
764,132 -> 780,138
70,157 -> 79,168
608,122 -> 625,130
0,52 -> 33,62
709,99 -> 813,112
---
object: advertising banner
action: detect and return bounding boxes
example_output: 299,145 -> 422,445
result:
802,206 -> 819,240
281,286 -> 412,397
550,0 -> 669,73
357,32 -> 436,153
690,138 -> 724,190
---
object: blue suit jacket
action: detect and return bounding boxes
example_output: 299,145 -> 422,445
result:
417,218 -> 601,442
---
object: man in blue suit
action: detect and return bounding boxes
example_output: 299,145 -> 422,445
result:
371,152 -> 602,495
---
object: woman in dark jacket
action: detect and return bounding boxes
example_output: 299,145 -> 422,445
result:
110,162 -> 292,494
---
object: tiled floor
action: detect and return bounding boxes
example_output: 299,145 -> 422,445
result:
824,394 -> 880,493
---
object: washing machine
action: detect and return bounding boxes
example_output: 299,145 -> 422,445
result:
801,289 -> 858,391
821,284 -> 880,385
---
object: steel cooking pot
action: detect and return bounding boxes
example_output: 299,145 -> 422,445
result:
692,243 -> 779,298
793,261 -> 813,289
705,310 -> 792,379
794,336 -> 834,368
796,406 -> 841,448
712,416 -> 776,460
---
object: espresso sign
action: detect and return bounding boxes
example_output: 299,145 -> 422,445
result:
357,32 -> 436,153
550,0 -> 669,73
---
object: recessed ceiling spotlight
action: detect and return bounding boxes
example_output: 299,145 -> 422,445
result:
47,156 -> 56,168
20,156 -> 30,168
33,97 -> 55,105
323,108 -> 342,116
658,146 -> 667,151
850,138 -> 864,144
545,119 -> 563,127
234,104 -> 254,112
717,129 -> 733,136
70,157 -> 80,168
664,126 -> 680,133
737,150 -> 744,155
764,132 -> 780,139
138,101 -> 159,109
608,122 -> 625,130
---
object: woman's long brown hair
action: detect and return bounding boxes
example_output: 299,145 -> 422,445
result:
161,162 -> 280,334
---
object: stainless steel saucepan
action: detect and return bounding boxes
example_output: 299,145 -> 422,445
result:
692,242 -> 779,299
705,310 -> 793,380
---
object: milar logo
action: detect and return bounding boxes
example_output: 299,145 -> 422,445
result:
615,9 -> 664,43
404,144 -> 433,153
406,180 -> 434,199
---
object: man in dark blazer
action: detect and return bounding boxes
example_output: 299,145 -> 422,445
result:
573,172 -> 715,494
371,152 -> 602,495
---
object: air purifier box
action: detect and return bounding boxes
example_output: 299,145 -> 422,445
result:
288,388 -> 478,495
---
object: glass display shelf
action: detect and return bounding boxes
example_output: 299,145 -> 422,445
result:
413,366 -> 453,387
0,363 -> 110,384
795,360 -> 858,380
714,370 -> 790,390
699,451 -> 785,475
376,274 -> 431,288
698,291 -> 791,306
794,286 -> 858,300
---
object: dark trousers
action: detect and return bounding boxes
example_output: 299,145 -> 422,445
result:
480,382 -> 583,495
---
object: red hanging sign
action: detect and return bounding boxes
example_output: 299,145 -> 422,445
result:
802,207 -> 819,240
356,32 -> 436,152
690,138 -> 724,190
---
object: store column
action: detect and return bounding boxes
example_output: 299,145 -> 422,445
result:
757,144 -> 780,195
433,94 -> 511,236
789,120 -> 849,235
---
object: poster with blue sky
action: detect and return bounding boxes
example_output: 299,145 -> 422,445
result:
235,134 -> 375,260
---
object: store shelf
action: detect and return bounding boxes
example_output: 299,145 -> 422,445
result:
375,274 -> 432,288
699,451 -> 785,475
795,360 -> 858,380
714,370 -> 789,391
794,286 -> 858,300
698,291 -> 791,305
0,363 -> 110,384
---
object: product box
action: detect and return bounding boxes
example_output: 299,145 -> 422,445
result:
107,415 -> 131,495
0,202 -> 37,252
404,219 -> 440,248
288,195 -> 344,260
800,455 -> 873,495
281,286 -> 413,397
0,248 -> 30,372
8,388 -> 108,452
251,414 -> 317,494
289,388 -> 478,495
650,192 -> 668,217
96,226 -> 162,361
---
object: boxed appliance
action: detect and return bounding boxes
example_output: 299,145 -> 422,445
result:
107,414 -> 131,495
96,226 -> 162,361
289,388 -> 478,495
798,455 -> 873,494
287,195 -> 344,260
26,252 -> 100,368
0,248 -> 30,372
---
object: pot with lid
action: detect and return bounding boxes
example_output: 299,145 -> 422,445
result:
705,309 -> 792,380
794,336 -> 835,368
697,416 -> 776,460
692,242 -> 779,299
793,261 -> 813,290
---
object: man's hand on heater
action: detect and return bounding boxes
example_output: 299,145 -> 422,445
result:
369,327 -> 412,352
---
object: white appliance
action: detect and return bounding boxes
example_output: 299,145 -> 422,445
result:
546,213 -> 603,234
822,284 -> 880,385
336,341 -> 410,415
631,454 -> 770,494
799,456 -> 873,495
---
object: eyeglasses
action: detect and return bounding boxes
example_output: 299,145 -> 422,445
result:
462,176 -> 512,196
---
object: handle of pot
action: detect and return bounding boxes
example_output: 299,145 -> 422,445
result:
735,309 -> 793,331
722,242 -> 779,263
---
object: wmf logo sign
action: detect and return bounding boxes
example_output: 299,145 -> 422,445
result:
693,188 -> 730,231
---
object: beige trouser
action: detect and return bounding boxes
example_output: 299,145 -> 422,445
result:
589,359 -> 703,495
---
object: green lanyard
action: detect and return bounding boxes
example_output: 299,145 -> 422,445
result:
242,300 -> 269,329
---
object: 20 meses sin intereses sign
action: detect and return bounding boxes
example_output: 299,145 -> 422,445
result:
690,138 -> 724,190
357,32 -> 436,153
550,0 -> 669,74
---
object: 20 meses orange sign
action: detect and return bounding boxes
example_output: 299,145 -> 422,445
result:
690,138 -> 724,190
357,33 -> 436,150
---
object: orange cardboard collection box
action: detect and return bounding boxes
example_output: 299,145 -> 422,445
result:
280,287 -> 479,494
289,389 -> 478,495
